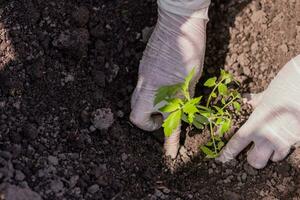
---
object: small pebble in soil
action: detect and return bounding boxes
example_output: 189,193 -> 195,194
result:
88,184 -> 99,194
0,184 -> 42,200
72,6 -> 89,27
223,191 -> 241,200
121,153 -> 128,161
50,180 -> 64,194
22,123 -> 38,140
69,175 -> 79,188
243,163 -> 258,176
91,108 -> 114,130
48,155 -> 59,165
15,170 -> 25,181
241,172 -> 247,182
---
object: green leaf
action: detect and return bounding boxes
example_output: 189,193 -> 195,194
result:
221,70 -> 232,80
204,77 -> 217,87
198,110 -> 211,118
221,98 -> 226,105
192,120 -> 204,129
217,141 -> 225,150
211,92 -> 217,98
225,77 -> 232,84
189,96 -> 202,105
215,117 -> 223,125
213,106 -> 224,115
206,141 -> 214,146
182,68 -> 196,93
220,69 -> 226,77
194,114 -> 209,125
220,119 -> 231,135
154,83 -> 182,106
232,90 -> 241,99
181,113 -> 189,123
197,105 -> 213,112
218,83 -> 228,95
182,98 -> 201,123
200,146 -> 218,158
162,110 -> 182,137
159,98 -> 182,113
233,101 -> 241,111
182,102 -> 199,115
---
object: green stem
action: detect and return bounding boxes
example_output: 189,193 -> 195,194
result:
221,96 -> 237,110
206,78 -> 226,107
209,120 -> 217,154
182,89 -> 190,101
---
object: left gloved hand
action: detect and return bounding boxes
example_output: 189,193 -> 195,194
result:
130,8 -> 207,158
217,55 -> 300,169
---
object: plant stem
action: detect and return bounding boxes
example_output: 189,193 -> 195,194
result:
209,120 -> 217,154
206,78 -> 225,107
182,90 -> 190,101
221,96 -> 237,110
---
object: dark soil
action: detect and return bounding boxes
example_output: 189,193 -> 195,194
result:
0,0 -> 299,199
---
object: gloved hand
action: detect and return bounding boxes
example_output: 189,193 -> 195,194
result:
130,8 -> 207,158
217,55 -> 300,169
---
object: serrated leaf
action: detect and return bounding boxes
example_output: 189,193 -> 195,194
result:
221,98 -> 226,105
220,69 -> 226,77
206,154 -> 219,158
225,77 -> 232,84
159,98 -> 182,113
181,113 -> 189,123
232,90 -> 241,99
233,101 -> 241,111
197,105 -> 213,113
162,110 -> 182,137
194,114 -> 209,125
154,83 -> 182,106
215,117 -> 223,125
198,110 -> 211,118
220,119 -> 231,135
206,141 -> 214,146
200,146 -> 218,158
217,141 -> 225,150
189,96 -> 202,105
213,106 -> 224,115
183,103 -> 199,114
221,70 -> 232,80
218,83 -> 228,95
204,77 -> 217,87
192,120 -> 204,129
211,92 -> 217,98
182,68 -> 196,93
182,98 -> 200,123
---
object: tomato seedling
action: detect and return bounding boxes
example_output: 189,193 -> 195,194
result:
154,68 -> 242,158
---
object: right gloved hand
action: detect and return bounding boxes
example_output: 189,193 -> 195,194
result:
217,55 -> 300,169
130,8 -> 207,158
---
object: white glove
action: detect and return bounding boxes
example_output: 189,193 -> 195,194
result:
218,55 -> 300,169
130,8 -> 207,158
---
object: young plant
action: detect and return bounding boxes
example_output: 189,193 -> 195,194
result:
154,69 -> 241,158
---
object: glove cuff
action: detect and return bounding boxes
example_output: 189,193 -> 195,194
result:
157,0 -> 210,20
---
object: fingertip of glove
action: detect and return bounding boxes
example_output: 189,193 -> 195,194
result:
247,158 -> 267,169
215,153 -> 231,163
129,111 -> 163,131
270,148 -> 290,162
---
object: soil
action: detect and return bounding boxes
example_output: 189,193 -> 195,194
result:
0,0 -> 300,199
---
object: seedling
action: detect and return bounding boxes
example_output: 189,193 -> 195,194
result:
154,68 -> 241,158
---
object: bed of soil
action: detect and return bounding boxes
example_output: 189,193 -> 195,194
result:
0,0 -> 300,199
